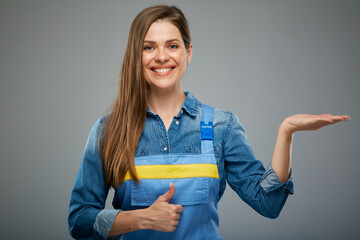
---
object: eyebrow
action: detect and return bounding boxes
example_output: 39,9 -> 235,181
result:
143,39 -> 182,44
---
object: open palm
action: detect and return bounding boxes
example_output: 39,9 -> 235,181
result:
283,114 -> 350,133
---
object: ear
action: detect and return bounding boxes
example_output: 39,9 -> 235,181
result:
186,43 -> 193,66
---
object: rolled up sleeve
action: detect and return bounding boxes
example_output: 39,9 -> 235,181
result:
260,164 -> 294,194
94,209 -> 122,239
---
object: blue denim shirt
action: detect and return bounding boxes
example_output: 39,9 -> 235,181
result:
68,92 -> 294,239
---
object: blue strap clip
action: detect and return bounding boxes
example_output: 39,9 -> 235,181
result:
200,121 -> 213,140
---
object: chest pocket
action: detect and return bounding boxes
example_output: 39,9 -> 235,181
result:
131,177 -> 210,206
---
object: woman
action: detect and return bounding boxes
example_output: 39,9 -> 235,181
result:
68,5 -> 350,240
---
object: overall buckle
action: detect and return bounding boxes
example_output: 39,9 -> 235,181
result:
200,121 -> 213,140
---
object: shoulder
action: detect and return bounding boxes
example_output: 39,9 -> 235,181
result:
213,107 -> 244,133
213,107 -> 235,124
184,92 -> 246,135
199,103 -> 240,129
199,103 -> 246,143
89,115 -> 109,136
85,115 -> 110,149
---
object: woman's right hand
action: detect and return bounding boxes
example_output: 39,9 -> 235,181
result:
143,182 -> 183,232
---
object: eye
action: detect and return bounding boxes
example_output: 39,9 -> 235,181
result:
169,44 -> 178,50
144,45 -> 153,51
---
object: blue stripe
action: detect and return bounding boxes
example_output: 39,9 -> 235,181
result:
134,153 -> 216,165
201,104 -> 214,124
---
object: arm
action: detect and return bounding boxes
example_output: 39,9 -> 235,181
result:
271,114 -> 350,183
224,113 -> 293,219
68,118 -> 110,239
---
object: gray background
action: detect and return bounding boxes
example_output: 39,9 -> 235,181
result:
1,0 -> 359,239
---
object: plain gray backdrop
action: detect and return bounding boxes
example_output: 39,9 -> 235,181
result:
1,0 -> 359,239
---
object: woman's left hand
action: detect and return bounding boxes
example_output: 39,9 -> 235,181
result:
281,114 -> 351,134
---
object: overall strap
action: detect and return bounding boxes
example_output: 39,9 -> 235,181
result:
201,104 -> 214,154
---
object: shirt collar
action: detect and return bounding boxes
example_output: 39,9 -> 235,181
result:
146,91 -> 199,118
180,91 -> 199,117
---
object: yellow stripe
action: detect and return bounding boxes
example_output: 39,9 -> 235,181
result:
124,163 -> 219,181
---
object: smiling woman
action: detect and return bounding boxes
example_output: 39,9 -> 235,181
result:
68,5 -> 350,240
142,20 -> 192,93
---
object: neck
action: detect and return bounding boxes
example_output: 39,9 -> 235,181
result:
147,87 -> 186,118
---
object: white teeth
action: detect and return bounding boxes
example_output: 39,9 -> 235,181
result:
153,68 -> 172,73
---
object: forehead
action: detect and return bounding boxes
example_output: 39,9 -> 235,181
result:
144,20 -> 182,41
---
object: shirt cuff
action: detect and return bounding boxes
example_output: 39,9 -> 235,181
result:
93,209 -> 122,240
260,164 -> 294,194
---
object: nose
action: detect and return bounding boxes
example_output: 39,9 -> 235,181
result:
154,47 -> 169,63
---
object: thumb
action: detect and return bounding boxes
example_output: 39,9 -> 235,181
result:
162,182 -> 175,202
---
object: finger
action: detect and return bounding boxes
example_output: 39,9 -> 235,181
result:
322,115 -> 350,121
334,115 -> 351,121
320,116 -> 347,124
331,118 -> 345,123
166,226 -> 176,232
316,118 -> 336,124
316,115 -> 345,123
175,204 -> 183,213
162,182 -> 175,202
318,114 -> 333,117
176,212 -> 182,220
314,120 -> 342,130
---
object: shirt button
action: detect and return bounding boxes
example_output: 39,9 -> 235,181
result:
164,147 -> 168,151
175,121 -> 179,125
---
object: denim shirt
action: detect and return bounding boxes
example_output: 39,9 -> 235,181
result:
68,92 -> 294,239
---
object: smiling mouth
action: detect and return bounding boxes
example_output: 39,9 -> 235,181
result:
151,67 -> 175,73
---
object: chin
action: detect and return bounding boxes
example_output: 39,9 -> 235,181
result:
148,81 -> 179,92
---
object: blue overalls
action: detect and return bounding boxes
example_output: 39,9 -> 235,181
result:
114,105 -> 222,239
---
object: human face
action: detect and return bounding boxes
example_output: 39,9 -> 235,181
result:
142,20 -> 192,93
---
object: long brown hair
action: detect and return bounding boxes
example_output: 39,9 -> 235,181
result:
99,5 -> 191,188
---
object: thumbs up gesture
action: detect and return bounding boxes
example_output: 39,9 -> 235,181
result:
143,183 -> 184,232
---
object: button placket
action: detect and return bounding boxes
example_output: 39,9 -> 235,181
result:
154,115 -> 170,154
